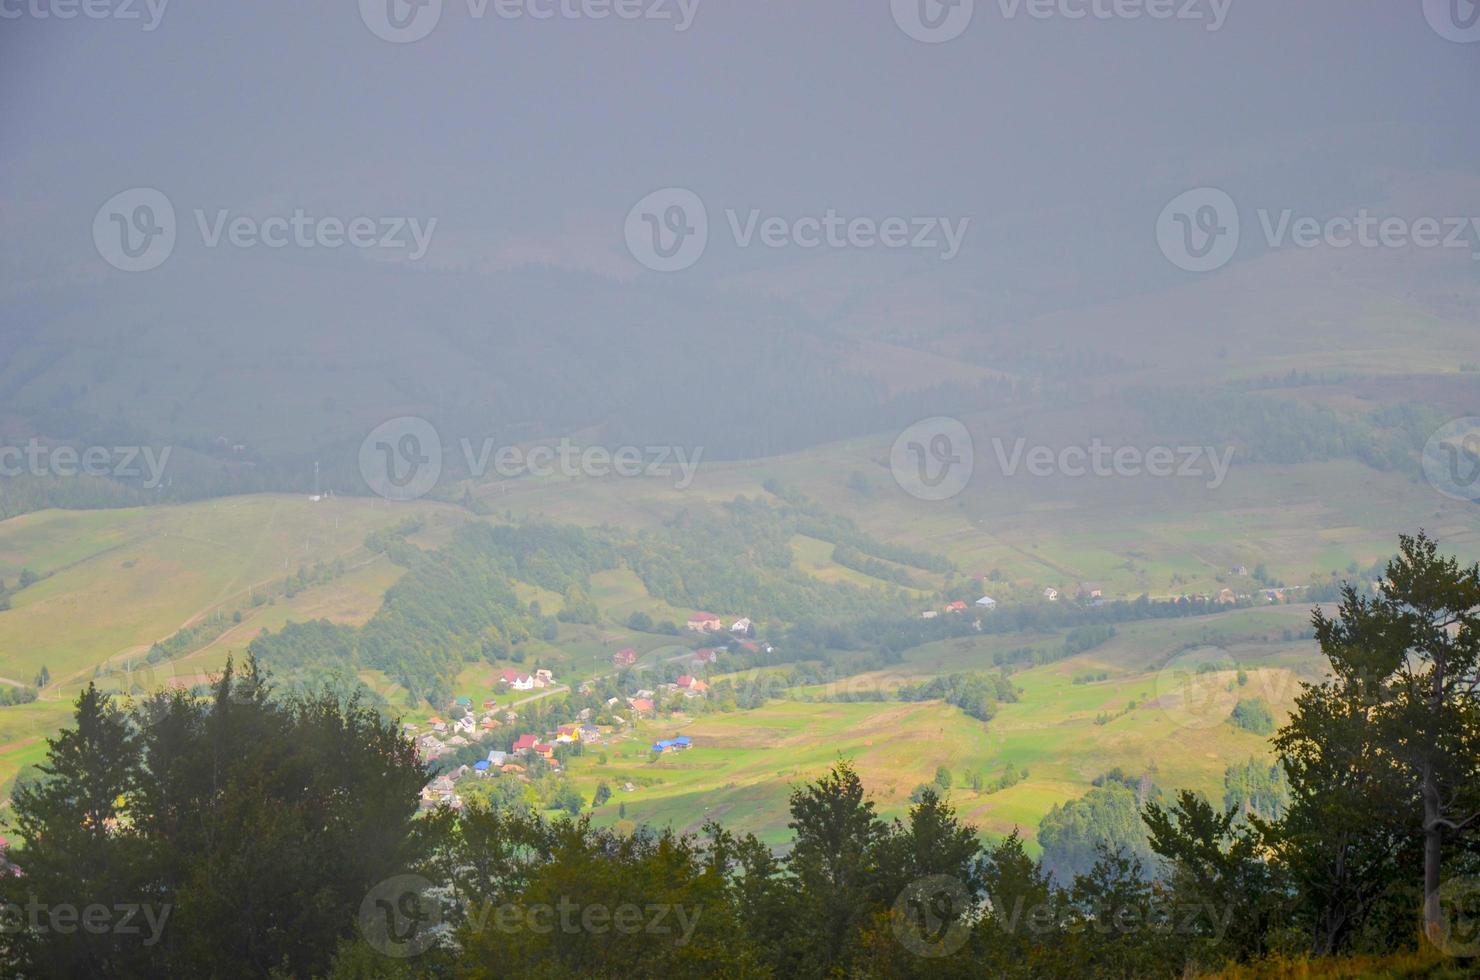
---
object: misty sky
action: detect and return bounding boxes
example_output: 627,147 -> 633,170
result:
2,1 -> 1478,450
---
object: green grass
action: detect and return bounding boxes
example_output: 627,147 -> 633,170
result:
556,606 -> 1325,848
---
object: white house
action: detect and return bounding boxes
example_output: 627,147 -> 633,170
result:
499,669 -> 535,691
486,750 -> 508,767
975,596 -> 997,609
730,617 -> 752,634
921,610 -> 939,619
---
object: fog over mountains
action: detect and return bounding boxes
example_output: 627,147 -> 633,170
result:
3,2 -> 1478,472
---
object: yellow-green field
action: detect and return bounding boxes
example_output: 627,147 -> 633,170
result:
0,494 -> 464,790
557,605 -> 1324,849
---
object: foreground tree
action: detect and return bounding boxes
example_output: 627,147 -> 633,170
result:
5,658 -> 427,978
1305,532 -> 1480,950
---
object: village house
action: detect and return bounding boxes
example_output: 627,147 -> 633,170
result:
975,595 -> 997,609
652,736 -> 691,753
486,750 -> 508,767
1078,583 -> 1103,600
420,774 -> 460,811
945,600 -> 968,613
627,697 -> 655,715
730,617 -> 752,634
499,669 -> 535,691
512,733 -> 539,754
415,734 -> 447,762
613,647 -> 638,667
921,610 -> 939,619
676,675 -> 709,695
482,699 -> 497,711
534,668 -> 554,687
445,735 -> 470,748
1043,587 -> 1059,601
687,612 -> 723,632
579,724 -> 601,744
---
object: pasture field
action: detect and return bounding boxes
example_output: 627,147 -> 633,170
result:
472,417 -> 1480,604
0,495 -> 459,792
560,605 -> 1322,849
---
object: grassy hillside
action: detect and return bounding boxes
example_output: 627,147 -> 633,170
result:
556,604 -> 1323,848
0,494 -> 463,791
